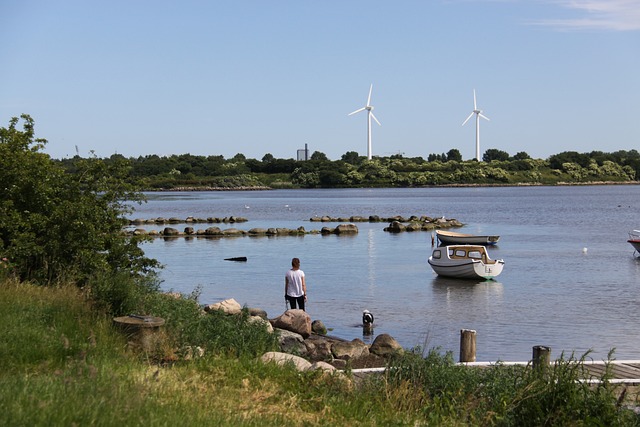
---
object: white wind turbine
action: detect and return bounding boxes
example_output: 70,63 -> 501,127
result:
348,84 -> 381,160
461,89 -> 490,161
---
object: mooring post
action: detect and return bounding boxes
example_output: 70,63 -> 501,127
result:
532,345 -> 551,370
459,329 -> 477,363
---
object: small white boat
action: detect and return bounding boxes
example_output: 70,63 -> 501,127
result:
436,230 -> 500,246
628,230 -> 640,254
428,245 -> 504,280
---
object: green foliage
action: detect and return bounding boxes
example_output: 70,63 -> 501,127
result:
0,115 -> 158,284
484,148 -> 510,162
383,348 -> 638,426
50,136 -> 638,189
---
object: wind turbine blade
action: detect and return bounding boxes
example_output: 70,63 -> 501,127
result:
370,112 -> 381,126
473,89 -> 477,110
479,113 -> 490,121
367,84 -> 373,106
348,107 -> 366,116
462,112 -> 474,126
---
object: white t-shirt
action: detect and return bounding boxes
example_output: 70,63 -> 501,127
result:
285,268 -> 305,297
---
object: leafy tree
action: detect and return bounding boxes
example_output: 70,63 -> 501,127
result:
446,149 -> 462,162
0,115 -> 158,284
310,151 -> 328,161
231,153 -> 246,162
512,151 -> 531,160
483,149 -> 510,162
341,151 -> 362,165
548,151 -> 590,169
261,153 -> 274,163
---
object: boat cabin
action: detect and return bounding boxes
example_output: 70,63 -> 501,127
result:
432,245 -> 495,264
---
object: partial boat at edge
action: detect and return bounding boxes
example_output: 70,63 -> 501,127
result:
628,230 -> 640,255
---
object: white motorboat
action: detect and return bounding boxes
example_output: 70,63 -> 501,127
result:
428,245 -> 504,280
436,229 -> 500,246
628,230 -> 640,254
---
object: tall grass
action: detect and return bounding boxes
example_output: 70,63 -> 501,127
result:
1,278 -> 639,426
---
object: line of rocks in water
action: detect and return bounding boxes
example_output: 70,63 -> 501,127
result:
129,216 -> 248,225
127,223 -> 360,238
310,214 -> 454,223
127,214 -> 463,237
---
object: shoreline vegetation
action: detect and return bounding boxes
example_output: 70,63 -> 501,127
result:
52,146 -> 639,191
145,180 -> 640,192
3,116 -> 640,424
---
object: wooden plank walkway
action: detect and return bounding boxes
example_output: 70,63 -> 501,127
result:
351,360 -> 640,386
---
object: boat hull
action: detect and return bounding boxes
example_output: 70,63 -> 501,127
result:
629,240 -> 640,252
436,230 -> 500,246
428,257 -> 504,280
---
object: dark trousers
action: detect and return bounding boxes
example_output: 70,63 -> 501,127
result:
286,295 -> 305,311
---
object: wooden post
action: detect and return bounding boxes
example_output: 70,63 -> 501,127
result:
532,345 -> 551,370
459,329 -> 476,363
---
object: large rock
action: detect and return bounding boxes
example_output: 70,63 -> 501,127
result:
334,224 -> 358,234
275,328 -> 307,355
204,298 -> 242,315
204,226 -> 222,235
261,351 -> 311,371
162,227 -> 180,236
309,361 -> 338,373
385,221 -> 406,233
270,309 -> 312,338
370,334 -> 404,358
248,228 -> 268,236
331,339 -> 369,360
304,335 -> 334,362
311,320 -> 327,335
248,315 -> 273,333
222,228 -> 244,236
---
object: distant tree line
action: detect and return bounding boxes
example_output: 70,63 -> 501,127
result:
55,148 -> 640,189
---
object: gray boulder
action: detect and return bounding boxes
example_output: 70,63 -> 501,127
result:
331,339 -> 370,360
385,221 -> 406,233
370,333 -> 404,358
334,223 -> 358,234
311,319 -> 327,335
270,309 -> 312,338
162,227 -> 180,236
260,351 -> 311,371
275,328 -> 307,355
304,335 -> 334,362
248,315 -> 273,333
204,298 -> 242,315
204,226 -> 222,235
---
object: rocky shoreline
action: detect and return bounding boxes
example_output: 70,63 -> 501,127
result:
203,298 -> 400,372
142,181 -> 638,192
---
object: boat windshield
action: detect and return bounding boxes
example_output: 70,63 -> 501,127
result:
468,250 -> 482,259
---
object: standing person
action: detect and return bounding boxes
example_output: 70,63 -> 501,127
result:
285,257 -> 307,311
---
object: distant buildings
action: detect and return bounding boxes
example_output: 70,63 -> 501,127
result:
297,143 -> 309,161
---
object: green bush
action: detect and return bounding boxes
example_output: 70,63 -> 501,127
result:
0,115 -> 158,285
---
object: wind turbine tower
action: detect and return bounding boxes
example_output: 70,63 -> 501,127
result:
462,89 -> 490,161
348,84 -> 381,160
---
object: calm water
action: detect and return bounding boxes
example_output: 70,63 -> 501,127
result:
130,186 -> 640,362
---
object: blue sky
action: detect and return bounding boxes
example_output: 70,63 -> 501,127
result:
1,0 -> 638,161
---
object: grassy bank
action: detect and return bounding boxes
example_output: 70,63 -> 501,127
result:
1,279 -> 639,426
